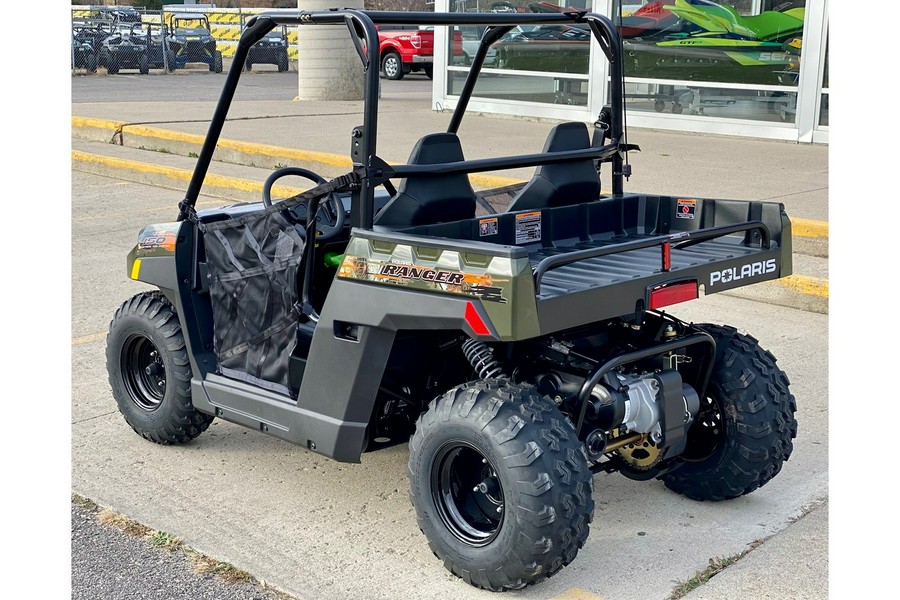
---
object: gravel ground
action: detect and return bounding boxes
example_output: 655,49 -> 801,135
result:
71,501 -> 289,600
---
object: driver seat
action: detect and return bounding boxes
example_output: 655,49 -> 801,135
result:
374,133 -> 477,228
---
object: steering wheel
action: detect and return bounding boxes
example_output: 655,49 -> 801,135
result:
262,167 -> 346,242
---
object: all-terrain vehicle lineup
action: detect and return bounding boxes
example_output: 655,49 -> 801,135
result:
106,8 -> 797,592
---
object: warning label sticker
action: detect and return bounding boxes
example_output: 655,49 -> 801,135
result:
515,211 -> 542,244
676,198 -> 697,220
478,217 -> 499,237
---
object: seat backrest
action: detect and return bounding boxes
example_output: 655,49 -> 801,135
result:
506,121 -> 600,213
373,133 -> 477,228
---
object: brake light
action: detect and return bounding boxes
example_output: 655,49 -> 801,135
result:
411,34 -> 421,49
649,282 -> 698,309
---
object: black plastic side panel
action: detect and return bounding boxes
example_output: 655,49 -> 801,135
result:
191,375 -> 367,463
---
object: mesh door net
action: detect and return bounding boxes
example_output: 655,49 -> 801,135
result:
201,208 -> 305,397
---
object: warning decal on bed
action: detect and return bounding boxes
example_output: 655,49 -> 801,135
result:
515,211 -> 542,244
676,198 -> 697,220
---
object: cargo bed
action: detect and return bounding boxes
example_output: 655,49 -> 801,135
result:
401,192 -> 792,332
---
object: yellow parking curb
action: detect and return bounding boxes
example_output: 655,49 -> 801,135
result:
71,150 -> 306,198
72,116 -> 525,191
777,273 -> 829,298
792,218 -> 828,239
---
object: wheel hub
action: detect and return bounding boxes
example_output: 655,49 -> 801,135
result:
431,441 -> 504,547
121,334 -> 166,412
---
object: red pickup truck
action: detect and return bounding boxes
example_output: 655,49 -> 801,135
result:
378,25 -> 434,80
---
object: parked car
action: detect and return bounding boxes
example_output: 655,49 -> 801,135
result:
165,12 -> 223,73
454,26 -> 499,67
377,25 -> 434,80
246,24 -> 290,72
98,22 -> 175,74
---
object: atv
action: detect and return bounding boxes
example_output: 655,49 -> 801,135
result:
165,12 -> 223,72
242,16 -> 290,73
106,8 -> 797,592
98,22 -> 175,75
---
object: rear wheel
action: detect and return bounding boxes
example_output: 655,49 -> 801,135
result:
138,53 -> 149,75
277,52 -> 288,72
86,53 -> 97,73
381,51 -> 404,80
106,292 -> 213,445
106,56 -> 119,74
424,63 -> 433,79
662,324 -> 797,500
408,379 -> 593,591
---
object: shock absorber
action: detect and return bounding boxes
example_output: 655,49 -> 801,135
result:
461,338 -> 504,379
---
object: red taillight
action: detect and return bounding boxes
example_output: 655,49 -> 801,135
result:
662,241 -> 671,272
649,282 -> 698,309
410,34 -> 421,49
464,302 -> 491,336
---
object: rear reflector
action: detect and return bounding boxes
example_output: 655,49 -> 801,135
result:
464,302 -> 491,336
649,281 -> 698,309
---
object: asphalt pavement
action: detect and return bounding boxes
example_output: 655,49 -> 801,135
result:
70,72 -> 829,599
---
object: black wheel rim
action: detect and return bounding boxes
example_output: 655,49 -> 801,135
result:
431,441 -> 504,547
121,334 -> 166,412
681,392 -> 724,462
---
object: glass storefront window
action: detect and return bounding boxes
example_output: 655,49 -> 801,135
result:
625,81 -> 797,123
448,70 -> 590,106
818,35 -> 828,127
613,0 -> 807,123
447,2 -> 592,105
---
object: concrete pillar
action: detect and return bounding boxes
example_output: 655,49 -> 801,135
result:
297,1 -> 365,101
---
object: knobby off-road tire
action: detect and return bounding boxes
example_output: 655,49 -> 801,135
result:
662,324 -> 797,501
211,51 -> 223,73
106,292 -> 213,445
408,379 -> 594,591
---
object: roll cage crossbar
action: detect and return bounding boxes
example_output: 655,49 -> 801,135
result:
178,10 -> 628,228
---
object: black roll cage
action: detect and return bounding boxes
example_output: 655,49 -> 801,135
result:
178,9 -> 628,229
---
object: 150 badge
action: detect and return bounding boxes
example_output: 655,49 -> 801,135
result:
710,259 -> 776,287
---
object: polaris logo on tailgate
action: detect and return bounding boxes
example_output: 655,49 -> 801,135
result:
710,259 -> 777,287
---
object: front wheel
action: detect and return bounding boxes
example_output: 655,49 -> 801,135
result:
211,50 -> 223,73
408,379 -> 594,591
138,53 -> 149,75
661,324 -> 797,501
277,52 -> 288,72
106,292 -> 213,445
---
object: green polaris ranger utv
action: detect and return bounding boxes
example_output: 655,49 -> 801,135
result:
106,8 -> 797,592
